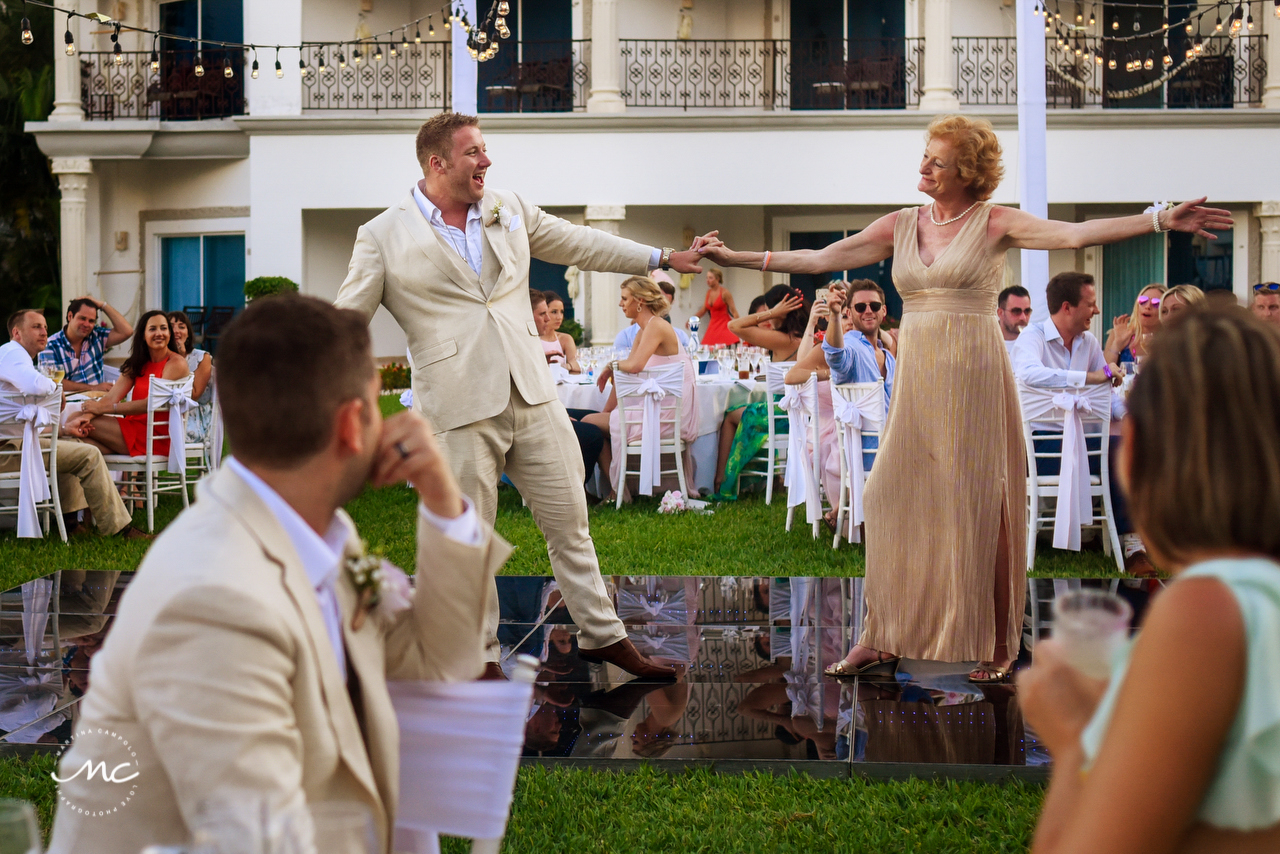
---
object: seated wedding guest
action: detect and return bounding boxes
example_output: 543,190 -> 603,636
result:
1103,283 -> 1165,368
1013,273 -> 1154,576
784,303 -> 843,530
614,272 -> 691,350
168,310 -> 215,443
1249,282 -> 1279,325
998,285 -> 1033,355
47,294 -> 508,854
1158,284 -> 1205,322
43,296 -> 134,393
543,290 -> 587,359
75,310 -> 189,459
1021,308 -> 1280,854
0,309 -> 142,539
532,289 -> 581,373
584,277 -> 698,499
820,280 -> 896,405
713,286 -> 808,499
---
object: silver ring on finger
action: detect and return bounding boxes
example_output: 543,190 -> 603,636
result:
395,441 -> 411,460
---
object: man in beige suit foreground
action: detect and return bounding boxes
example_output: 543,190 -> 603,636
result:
49,295 -> 508,854
336,113 -> 705,679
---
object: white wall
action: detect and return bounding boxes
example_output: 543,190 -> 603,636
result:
952,0 -> 1016,38
618,0 -> 767,40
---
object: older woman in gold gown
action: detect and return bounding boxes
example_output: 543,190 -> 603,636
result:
699,115 -> 1231,682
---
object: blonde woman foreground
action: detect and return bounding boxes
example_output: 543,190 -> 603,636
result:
699,114 -> 1232,682
1022,309 -> 1280,854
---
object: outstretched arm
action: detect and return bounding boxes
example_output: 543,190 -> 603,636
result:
994,198 -> 1232,252
522,197 -> 704,276
334,225 -> 387,322
700,213 -> 898,275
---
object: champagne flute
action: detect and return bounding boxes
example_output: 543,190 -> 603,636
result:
0,800 -> 41,854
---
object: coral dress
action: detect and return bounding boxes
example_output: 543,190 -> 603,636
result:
117,360 -> 172,458
859,204 -> 1027,662
700,287 -> 738,346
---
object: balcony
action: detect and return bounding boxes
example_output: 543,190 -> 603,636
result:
80,49 -> 246,120
301,41 -> 450,112
477,40 -> 589,113
955,35 -> 1267,108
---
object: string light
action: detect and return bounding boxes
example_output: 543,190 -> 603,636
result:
275,46 -> 283,77
1215,10 -> 1224,31
1088,6 -> 1096,26
150,35 -> 159,71
194,52 -> 204,76
1162,48 -> 1172,66
1247,11 -> 1255,29
1275,0 -> 1280,20
337,49 -> 346,69
251,49 -> 259,78
1143,50 -> 1154,70
1132,10 -> 1140,31
111,23 -> 123,65
374,43 -> 383,60
299,56 -> 308,76
64,13 -> 75,55
223,58 -> 234,78
1108,53 -> 1116,69
1186,19 -> 1195,33
353,46 -> 362,64
498,0 -> 509,14
1033,1 -> 1041,17
424,19 -> 432,38
317,52 -> 326,74
1229,3 -> 1245,34
21,16 -> 33,44
1112,15 -> 1119,30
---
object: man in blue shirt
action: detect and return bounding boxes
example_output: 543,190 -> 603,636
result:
43,296 -> 134,393
821,280 -> 895,404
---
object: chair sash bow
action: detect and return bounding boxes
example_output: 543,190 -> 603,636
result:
154,387 -> 198,475
1051,391 -> 1095,550
831,390 -> 872,539
0,399 -> 54,538
778,385 -> 821,524
614,367 -> 684,496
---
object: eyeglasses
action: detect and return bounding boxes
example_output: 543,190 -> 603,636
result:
1254,283 -> 1280,292
1004,307 -> 1032,316
1137,295 -> 1161,306
852,302 -> 883,313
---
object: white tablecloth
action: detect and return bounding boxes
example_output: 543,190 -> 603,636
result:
556,379 -> 609,413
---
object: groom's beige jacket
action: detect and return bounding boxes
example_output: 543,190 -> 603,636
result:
47,465 -> 510,854
335,189 -> 653,432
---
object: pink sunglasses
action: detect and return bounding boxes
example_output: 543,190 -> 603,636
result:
1137,295 -> 1161,306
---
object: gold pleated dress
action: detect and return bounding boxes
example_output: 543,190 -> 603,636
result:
858,204 -> 1027,662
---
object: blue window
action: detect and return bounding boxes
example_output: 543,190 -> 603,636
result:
160,234 -> 246,312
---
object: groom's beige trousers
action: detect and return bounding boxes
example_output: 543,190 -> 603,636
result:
436,380 -> 626,658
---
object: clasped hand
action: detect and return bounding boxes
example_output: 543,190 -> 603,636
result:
370,410 -> 464,519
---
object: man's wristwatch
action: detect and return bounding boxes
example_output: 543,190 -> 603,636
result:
659,247 -> 675,270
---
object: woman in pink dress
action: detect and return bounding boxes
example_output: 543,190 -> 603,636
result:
585,277 -> 698,499
78,310 -> 190,457
696,268 -> 739,346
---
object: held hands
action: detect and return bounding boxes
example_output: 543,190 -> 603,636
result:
1163,198 -> 1233,240
695,233 -> 733,266
665,231 -> 721,275
371,410 -> 464,519
1016,639 -> 1109,761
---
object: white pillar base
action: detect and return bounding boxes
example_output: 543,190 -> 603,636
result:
586,91 -> 627,113
918,90 -> 961,112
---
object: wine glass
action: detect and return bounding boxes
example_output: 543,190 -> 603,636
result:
37,353 -> 56,381
0,800 -> 40,854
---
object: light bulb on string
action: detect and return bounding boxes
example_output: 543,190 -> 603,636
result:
353,46 -> 362,64
1229,3 -> 1244,34
150,41 -> 159,72
1247,12 -> 1254,30
113,41 -> 123,65
425,20 -> 432,38
224,60 -> 234,78
64,14 -> 76,56
1054,1 -> 1061,19
390,39 -> 397,58
375,43 -> 383,60
1112,16 -> 1119,30
1162,48 -> 1172,66
1215,11 -> 1224,31
1076,10 -> 1082,23
1033,1 -> 1041,17
337,50 -> 346,69
1132,11 -> 1140,31
1193,35 -> 1204,54
1088,6 -> 1096,26
21,17 -> 32,44
499,0 -> 510,14
251,50 -> 259,78
402,29 -> 410,50
1094,51 -> 1103,65
1186,19 -> 1195,33
1143,51 -> 1154,70
1108,53 -> 1116,69
1075,40 -> 1082,56
275,47 -> 283,77
195,53 -> 205,76
317,52 -> 326,74
476,29 -> 487,45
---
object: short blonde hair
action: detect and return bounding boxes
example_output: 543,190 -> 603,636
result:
1159,284 -> 1206,321
926,115 -> 1004,202
620,276 -> 668,316
1128,284 -> 1167,340
1126,310 -> 1280,566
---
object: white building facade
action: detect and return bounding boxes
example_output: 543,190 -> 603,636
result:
27,0 -> 1280,357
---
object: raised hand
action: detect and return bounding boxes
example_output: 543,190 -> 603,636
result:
826,283 -> 847,314
1164,197 -> 1233,240
771,294 -> 804,318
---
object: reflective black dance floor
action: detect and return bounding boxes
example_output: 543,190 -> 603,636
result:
1,572 -> 1164,774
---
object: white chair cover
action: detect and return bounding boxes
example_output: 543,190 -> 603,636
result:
207,382 -> 224,471
390,657 -> 538,854
1019,383 -> 1111,551
778,377 -> 820,525
831,382 -> 885,541
149,377 -> 197,476
21,576 -> 55,668
614,364 -> 685,497
0,389 -> 60,538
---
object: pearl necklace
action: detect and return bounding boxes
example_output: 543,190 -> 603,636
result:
929,201 -> 980,227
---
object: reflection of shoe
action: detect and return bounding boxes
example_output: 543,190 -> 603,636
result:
478,662 -> 507,681
967,664 -> 1013,684
824,654 -> 900,680
578,638 -> 677,681
581,680 -> 657,719
1125,551 -> 1160,578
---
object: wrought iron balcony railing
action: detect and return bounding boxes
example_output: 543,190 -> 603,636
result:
955,34 -> 1267,108
80,49 -> 246,120
619,38 -> 924,110
478,39 -> 589,112
301,40 -> 450,112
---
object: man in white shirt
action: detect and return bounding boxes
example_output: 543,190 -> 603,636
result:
1011,273 -> 1153,576
49,294 -> 509,854
0,309 -> 136,538
997,285 -> 1032,356
614,273 -> 692,350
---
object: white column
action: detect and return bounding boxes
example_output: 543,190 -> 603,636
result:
586,0 -> 626,113
1265,4 -> 1280,109
1016,0 -> 1050,318
585,204 -> 627,344
918,0 -> 960,112
1259,202 -> 1280,285
245,0 -> 302,116
453,0 -> 479,114
51,157 -> 93,309
50,2 -> 83,120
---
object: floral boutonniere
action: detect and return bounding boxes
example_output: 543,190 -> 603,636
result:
485,199 -> 505,228
346,541 -> 412,631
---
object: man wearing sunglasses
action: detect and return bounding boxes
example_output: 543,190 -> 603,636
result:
997,285 -> 1032,355
821,280 -> 896,406
1251,283 -> 1280,326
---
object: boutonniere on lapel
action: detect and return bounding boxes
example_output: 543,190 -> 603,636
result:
485,199 -> 505,228
346,541 -> 412,631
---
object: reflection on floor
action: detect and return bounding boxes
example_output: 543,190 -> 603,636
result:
2,572 -> 1165,769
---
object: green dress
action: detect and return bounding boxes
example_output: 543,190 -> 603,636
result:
1081,557 -> 1280,830
712,399 -> 787,500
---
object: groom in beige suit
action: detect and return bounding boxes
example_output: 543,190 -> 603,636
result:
49,296 -> 507,854
336,114 -> 705,679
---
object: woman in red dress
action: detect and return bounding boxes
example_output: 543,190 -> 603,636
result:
696,268 -> 740,346
79,310 -> 190,457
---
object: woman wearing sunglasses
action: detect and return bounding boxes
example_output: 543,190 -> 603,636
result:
1105,284 -> 1166,367
696,114 -> 1232,686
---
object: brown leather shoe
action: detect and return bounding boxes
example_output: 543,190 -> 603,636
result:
115,525 -> 154,541
1125,550 -> 1160,578
578,638 -> 677,681
477,662 -> 507,681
